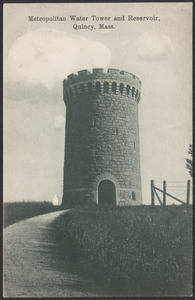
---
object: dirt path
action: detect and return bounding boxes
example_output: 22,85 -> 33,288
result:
3,210 -> 112,297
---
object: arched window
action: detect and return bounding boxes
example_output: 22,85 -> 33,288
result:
112,82 -> 117,94
88,82 -> 93,93
104,82 -> 109,93
126,85 -> 130,96
132,191 -> 136,200
80,84 -> 85,94
96,81 -> 101,93
132,87 -> 135,97
115,128 -> 118,136
119,83 -> 124,95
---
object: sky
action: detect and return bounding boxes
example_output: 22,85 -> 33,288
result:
4,3 -> 192,204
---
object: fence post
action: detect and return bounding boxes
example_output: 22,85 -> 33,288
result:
163,181 -> 166,207
186,180 -> 191,211
151,180 -> 155,206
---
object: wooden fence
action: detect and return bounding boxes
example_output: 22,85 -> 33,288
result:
151,180 -> 191,209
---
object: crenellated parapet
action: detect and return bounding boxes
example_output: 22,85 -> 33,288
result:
63,68 -> 141,104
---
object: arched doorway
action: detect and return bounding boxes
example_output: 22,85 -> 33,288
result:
98,180 -> 116,205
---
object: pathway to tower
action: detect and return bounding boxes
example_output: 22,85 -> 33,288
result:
3,210 -> 113,297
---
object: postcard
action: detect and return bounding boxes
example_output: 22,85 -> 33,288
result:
3,2 -> 193,297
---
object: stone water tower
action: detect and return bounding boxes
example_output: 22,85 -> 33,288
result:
62,68 -> 142,207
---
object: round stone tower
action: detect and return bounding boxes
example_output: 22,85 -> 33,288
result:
62,68 -> 142,207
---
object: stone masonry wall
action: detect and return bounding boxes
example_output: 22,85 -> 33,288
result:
62,68 -> 142,206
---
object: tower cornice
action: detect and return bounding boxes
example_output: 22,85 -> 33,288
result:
63,68 -> 141,104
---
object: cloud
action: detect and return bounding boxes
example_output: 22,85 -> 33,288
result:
4,80 -> 63,104
5,29 -> 110,102
54,115 -> 65,130
136,31 -> 174,62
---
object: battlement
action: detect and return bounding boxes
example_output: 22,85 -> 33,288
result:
63,68 -> 141,104
64,68 -> 141,86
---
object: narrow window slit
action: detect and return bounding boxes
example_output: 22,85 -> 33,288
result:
104,82 -> 109,94
126,85 -> 130,96
96,82 -> 101,93
132,87 -> 135,97
112,82 -> 117,94
119,83 -> 124,95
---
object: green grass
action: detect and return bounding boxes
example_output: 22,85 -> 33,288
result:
53,204 -> 192,296
3,201 -> 62,228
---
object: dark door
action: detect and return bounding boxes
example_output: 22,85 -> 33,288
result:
98,180 -> 116,205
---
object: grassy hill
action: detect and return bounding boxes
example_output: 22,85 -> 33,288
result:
53,204 -> 192,296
